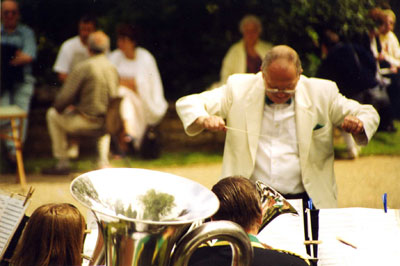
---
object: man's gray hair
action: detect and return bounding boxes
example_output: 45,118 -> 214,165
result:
87,31 -> 110,54
239,14 -> 262,34
261,45 -> 303,75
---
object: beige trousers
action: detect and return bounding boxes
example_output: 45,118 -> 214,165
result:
46,107 -> 110,167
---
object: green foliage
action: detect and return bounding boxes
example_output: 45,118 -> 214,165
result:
18,118 -> 400,174
139,189 -> 176,221
15,0 -> 399,99
3,121 -> 399,175
361,121 -> 400,155
335,121 -> 400,157
18,151 -> 222,174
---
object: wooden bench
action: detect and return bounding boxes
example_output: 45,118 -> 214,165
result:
23,101 -> 226,158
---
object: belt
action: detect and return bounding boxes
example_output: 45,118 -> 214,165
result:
79,111 -> 104,122
281,191 -> 309,200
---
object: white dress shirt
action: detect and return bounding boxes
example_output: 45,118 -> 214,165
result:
251,99 -> 305,194
53,36 -> 90,74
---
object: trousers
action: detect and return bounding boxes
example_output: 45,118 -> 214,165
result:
0,75 -> 35,155
46,107 -> 110,167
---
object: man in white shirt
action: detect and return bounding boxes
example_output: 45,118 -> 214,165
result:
53,15 -> 97,83
176,45 -> 379,209
52,15 -> 97,159
177,45 -> 379,257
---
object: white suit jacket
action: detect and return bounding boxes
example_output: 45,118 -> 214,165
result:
176,72 -> 379,208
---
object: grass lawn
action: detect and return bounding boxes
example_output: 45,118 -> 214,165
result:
20,151 -> 224,174
334,120 -> 400,157
2,121 -> 399,174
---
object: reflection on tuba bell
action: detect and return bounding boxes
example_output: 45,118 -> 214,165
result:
255,180 -> 299,232
70,168 -> 253,266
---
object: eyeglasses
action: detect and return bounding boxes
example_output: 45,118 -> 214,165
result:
264,76 -> 299,94
265,87 -> 296,94
265,84 -> 297,94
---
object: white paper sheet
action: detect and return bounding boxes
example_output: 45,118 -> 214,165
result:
0,193 -> 29,259
257,199 -> 309,258
317,208 -> 400,266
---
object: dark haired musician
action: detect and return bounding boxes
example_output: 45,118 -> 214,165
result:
189,176 -> 310,266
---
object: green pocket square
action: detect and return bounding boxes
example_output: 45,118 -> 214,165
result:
313,124 -> 324,130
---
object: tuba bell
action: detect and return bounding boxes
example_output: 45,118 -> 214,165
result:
70,168 -> 253,266
255,180 -> 299,232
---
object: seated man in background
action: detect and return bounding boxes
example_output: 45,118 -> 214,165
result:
189,176 -> 310,266
43,31 -> 119,175
52,15 -> 97,160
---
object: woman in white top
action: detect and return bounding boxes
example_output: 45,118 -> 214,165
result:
208,15 -> 273,90
368,8 -> 399,129
377,9 -> 400,70
109,24 -> 168,152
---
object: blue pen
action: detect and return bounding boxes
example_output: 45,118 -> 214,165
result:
308,198 -> 313,210
383,193 -> 387,213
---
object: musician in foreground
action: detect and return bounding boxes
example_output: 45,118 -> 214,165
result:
10,203 -> 86,266
189,176 -> 310,266
176,45 -> 379,209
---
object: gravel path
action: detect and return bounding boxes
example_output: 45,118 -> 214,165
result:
1,155 -> 399,218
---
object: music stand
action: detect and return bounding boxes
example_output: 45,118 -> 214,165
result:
0,188 -> 33,263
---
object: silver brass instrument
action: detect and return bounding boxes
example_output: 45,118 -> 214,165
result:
255,180 -> 299,232
70,168 -> 253,266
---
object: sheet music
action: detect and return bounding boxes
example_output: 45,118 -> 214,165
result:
0,193 -> 29,259
318,208 -> 400,266
257,199 -> 309,258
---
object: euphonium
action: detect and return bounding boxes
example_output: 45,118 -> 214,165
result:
70,168 -> 253,266
255,180 -> 299,232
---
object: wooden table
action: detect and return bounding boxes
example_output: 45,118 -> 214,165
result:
0,105 -> 27,189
